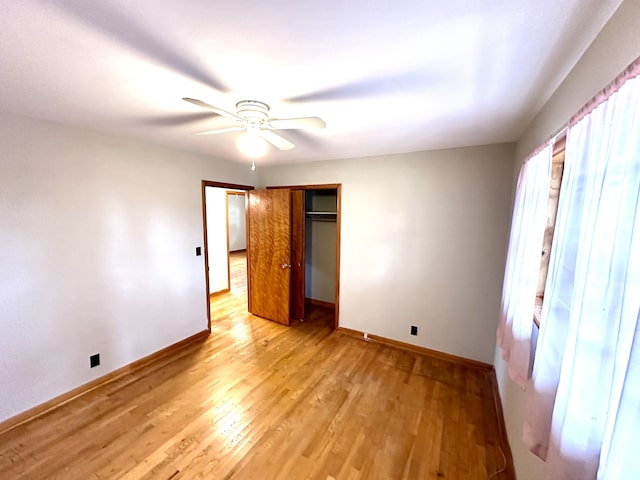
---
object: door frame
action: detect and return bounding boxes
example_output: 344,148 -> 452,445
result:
267,183 -> 342,330
202,180 -> 254,332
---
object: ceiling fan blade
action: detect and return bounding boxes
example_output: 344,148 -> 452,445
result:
260,130 -> 295,150
183,98 -> 243,122
268,117 -> 326,130
49,1 -> 229,92
192,125 -> 245,136
141,112 -> 218,126
285,70 -> 435,102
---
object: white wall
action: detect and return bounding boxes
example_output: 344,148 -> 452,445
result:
227,193 -> 246,251
495,2 -> 640,479
259,143 -> 515,363
205,187 -> 229,294
0,112 -> 253,423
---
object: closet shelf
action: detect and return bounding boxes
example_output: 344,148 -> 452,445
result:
305,211 -> 337,222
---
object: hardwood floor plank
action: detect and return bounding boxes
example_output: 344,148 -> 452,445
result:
0,251 -> 513,479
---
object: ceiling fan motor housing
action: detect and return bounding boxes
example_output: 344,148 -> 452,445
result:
236,100 -> 270,123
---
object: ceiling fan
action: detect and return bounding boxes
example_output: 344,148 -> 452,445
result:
182,97 -> 326,155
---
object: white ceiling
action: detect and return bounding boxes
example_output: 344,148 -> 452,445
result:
0,0 -> 623,166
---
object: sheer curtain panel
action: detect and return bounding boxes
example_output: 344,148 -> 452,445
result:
524,58 -> 640,480
497,143 -> 552,388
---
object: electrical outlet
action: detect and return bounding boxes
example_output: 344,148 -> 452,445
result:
410,325 -> 418,336
90,353 -> 100,368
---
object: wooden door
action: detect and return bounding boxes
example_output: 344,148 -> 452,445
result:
247,189 -> 292,325
290,190 -> 305,320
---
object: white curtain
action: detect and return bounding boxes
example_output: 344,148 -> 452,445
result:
523,60 -> 640,480
497,143 -> 552,388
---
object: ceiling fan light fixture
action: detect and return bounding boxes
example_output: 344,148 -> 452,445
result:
237,128 -> 267,159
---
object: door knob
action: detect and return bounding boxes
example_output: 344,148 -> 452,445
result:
281,263 -> 292,269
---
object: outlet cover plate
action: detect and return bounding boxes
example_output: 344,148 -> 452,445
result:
90,353 -> 100,368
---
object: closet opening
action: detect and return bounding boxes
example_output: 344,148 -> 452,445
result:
302,189 -> 338,325
248,184 -> 341,330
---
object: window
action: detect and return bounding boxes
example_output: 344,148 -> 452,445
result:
533,137 -> 565,327
523,58 -> 640,479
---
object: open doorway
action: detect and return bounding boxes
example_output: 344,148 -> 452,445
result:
201,181 -> 253,331
225,191 -> 247,301
204,188 -> 247,297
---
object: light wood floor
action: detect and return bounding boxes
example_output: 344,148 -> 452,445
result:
0,251 -> 513,479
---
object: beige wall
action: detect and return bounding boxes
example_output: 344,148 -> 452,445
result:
259,143 -> 515,363
494,1 -> 640,478
0,112 -> 253,423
